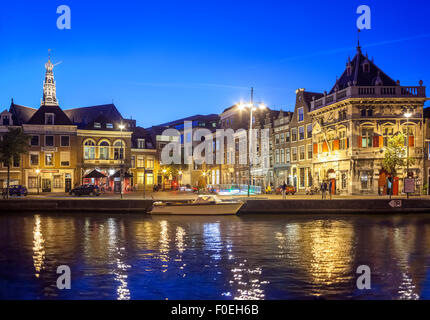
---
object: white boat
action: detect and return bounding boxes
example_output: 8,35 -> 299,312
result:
150,195 -> 243,215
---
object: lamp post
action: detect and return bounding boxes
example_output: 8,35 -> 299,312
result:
178,170 -> 183,187
404,110 -> 412,199
162,169 -> 167,191
119,123 -> 125,199
36,169 -> 40,195
237,87 -> 266,197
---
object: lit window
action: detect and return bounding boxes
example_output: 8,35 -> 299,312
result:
45,153 -> 54,166
94,122 -> 101,128
298,108 -> 304,122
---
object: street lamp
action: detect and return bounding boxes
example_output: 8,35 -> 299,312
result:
404,110 -> 412,199
162,168 -> 167,191
178,170 -> 183,187
237,87 -> 267,197
35,169 -> 40,195
119,123 -> 125,199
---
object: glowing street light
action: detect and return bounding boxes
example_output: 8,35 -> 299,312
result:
35,169 -> 41,195
236,87 -> 267,197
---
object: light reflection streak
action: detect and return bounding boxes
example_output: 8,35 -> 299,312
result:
32,215 -> 45,278
203,223 -> 222,260
159,221 -> 170,272
230,261 -> 268,300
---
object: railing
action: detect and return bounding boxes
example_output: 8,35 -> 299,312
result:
311,85 -> 426,111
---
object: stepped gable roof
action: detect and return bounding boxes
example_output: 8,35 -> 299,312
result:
64,104 -> 123,129
329,47 -> 397,94
9,103 -> 37,125
27,105 -> 73,125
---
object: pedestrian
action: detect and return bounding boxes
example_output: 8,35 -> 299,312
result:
387,176 -> 393,199
328,180 -> 333,200
321,181 -> 327,200
282,182 -> 287,200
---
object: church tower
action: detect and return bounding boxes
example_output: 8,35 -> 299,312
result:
41,50 -> 58,106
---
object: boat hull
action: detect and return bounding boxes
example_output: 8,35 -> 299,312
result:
150,202 -> 243,215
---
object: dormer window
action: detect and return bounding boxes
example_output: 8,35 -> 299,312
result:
45,113 -> 54,125
363,62 -> 370,73
94,122 -> 101,128
2,115 -> 10,126
106,123 -> 113,129
138,139 -> 145,149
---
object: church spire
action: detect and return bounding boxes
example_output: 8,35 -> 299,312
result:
41,49 -> 59,106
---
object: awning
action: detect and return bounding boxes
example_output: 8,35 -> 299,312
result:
111,170 -> 133,178
84,169 -> 107,179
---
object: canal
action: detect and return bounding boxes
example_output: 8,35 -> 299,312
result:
1,213 -> 430,300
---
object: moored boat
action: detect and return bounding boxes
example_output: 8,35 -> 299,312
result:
150,195 -> 243,215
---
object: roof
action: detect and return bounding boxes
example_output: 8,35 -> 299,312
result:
27,105 -> 73,125
64,104 -> 123,129
131,126 -> 156,149
9,103 -> 37,125
329,47 -> 397,94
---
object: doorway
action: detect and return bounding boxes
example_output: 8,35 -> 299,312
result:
42,179 -> 52,192
65,178 -> 72,193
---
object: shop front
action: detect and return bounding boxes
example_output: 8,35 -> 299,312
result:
25,169 -> 74,193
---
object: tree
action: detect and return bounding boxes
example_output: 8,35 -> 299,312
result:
382,133 -> 413,176
0,128 -> 31,199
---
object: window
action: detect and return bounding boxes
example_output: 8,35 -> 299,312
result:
362,128 -> 374,148
361,109 -> 367,117
368,109 -> 373,117
339,130 -> 347,150
275,134 -> 279,145
300,168 -> 305,188
30,153 -> 39,166
275,149 -> 280,164
292,128 -> 297,142
299,126 -> 305,140
285,131 -> 290,142
45,153 -> 54,166
137,155 -> 145,168
292,147 -> 297,162
286,148 -> 290,163
13,156 -> 20,168
307,169 -> 313,187
146,174 -> 154,185
99,141 -> 110,160
61,136 -> 70,147
60,152 -> 70,166
307,124 -> 312,139
84,140 -> 96,160
280,149 -> 285,163
106,123 -> 113,129
131,156 -> 136,168
28,177 -> 37,189
403,126 -> 415,147
137,173 -> 145,185
45,136 -> 54,147
45,113 -> 54,125
383,127 -> 394,147
280,133 -> 284,144
298,108 -> 304,122
3,115 -> 10,125
342,173 -> 347,189
138,139 -> 145,149
360,172 -> 370,189
147,157 -> 154,169
299,146 -> 305,161
53,176 -> 63,188
31,136 -> 39,146
114,141 -> 125,160
94,122 -> 101,128
307,144 -> 312,159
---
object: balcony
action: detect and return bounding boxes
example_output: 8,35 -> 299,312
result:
310,85 -> 426,111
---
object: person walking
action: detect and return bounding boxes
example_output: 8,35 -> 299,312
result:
282,182 -> 287,200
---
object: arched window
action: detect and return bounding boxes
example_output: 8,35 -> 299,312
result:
99,141 -> 110,160
114,141 -> 125,160
84,140 -> 96,160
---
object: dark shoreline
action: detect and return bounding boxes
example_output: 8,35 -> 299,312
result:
1,198 -> 430,214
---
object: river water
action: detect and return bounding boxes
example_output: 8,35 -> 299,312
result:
1,213 -> 430,300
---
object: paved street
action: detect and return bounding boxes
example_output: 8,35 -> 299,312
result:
6,191 -> 428,201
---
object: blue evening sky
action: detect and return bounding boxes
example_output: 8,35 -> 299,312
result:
0,0 -> 429,127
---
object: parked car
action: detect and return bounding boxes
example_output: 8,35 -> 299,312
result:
69,185 -> 101,197
7,185 -> 28,197
276,185 -> 296,195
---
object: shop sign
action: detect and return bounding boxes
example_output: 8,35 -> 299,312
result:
404,178 -> 415,194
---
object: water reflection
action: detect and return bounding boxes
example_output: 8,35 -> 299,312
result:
32,215 -> 45,278
3,214 -> 430,299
